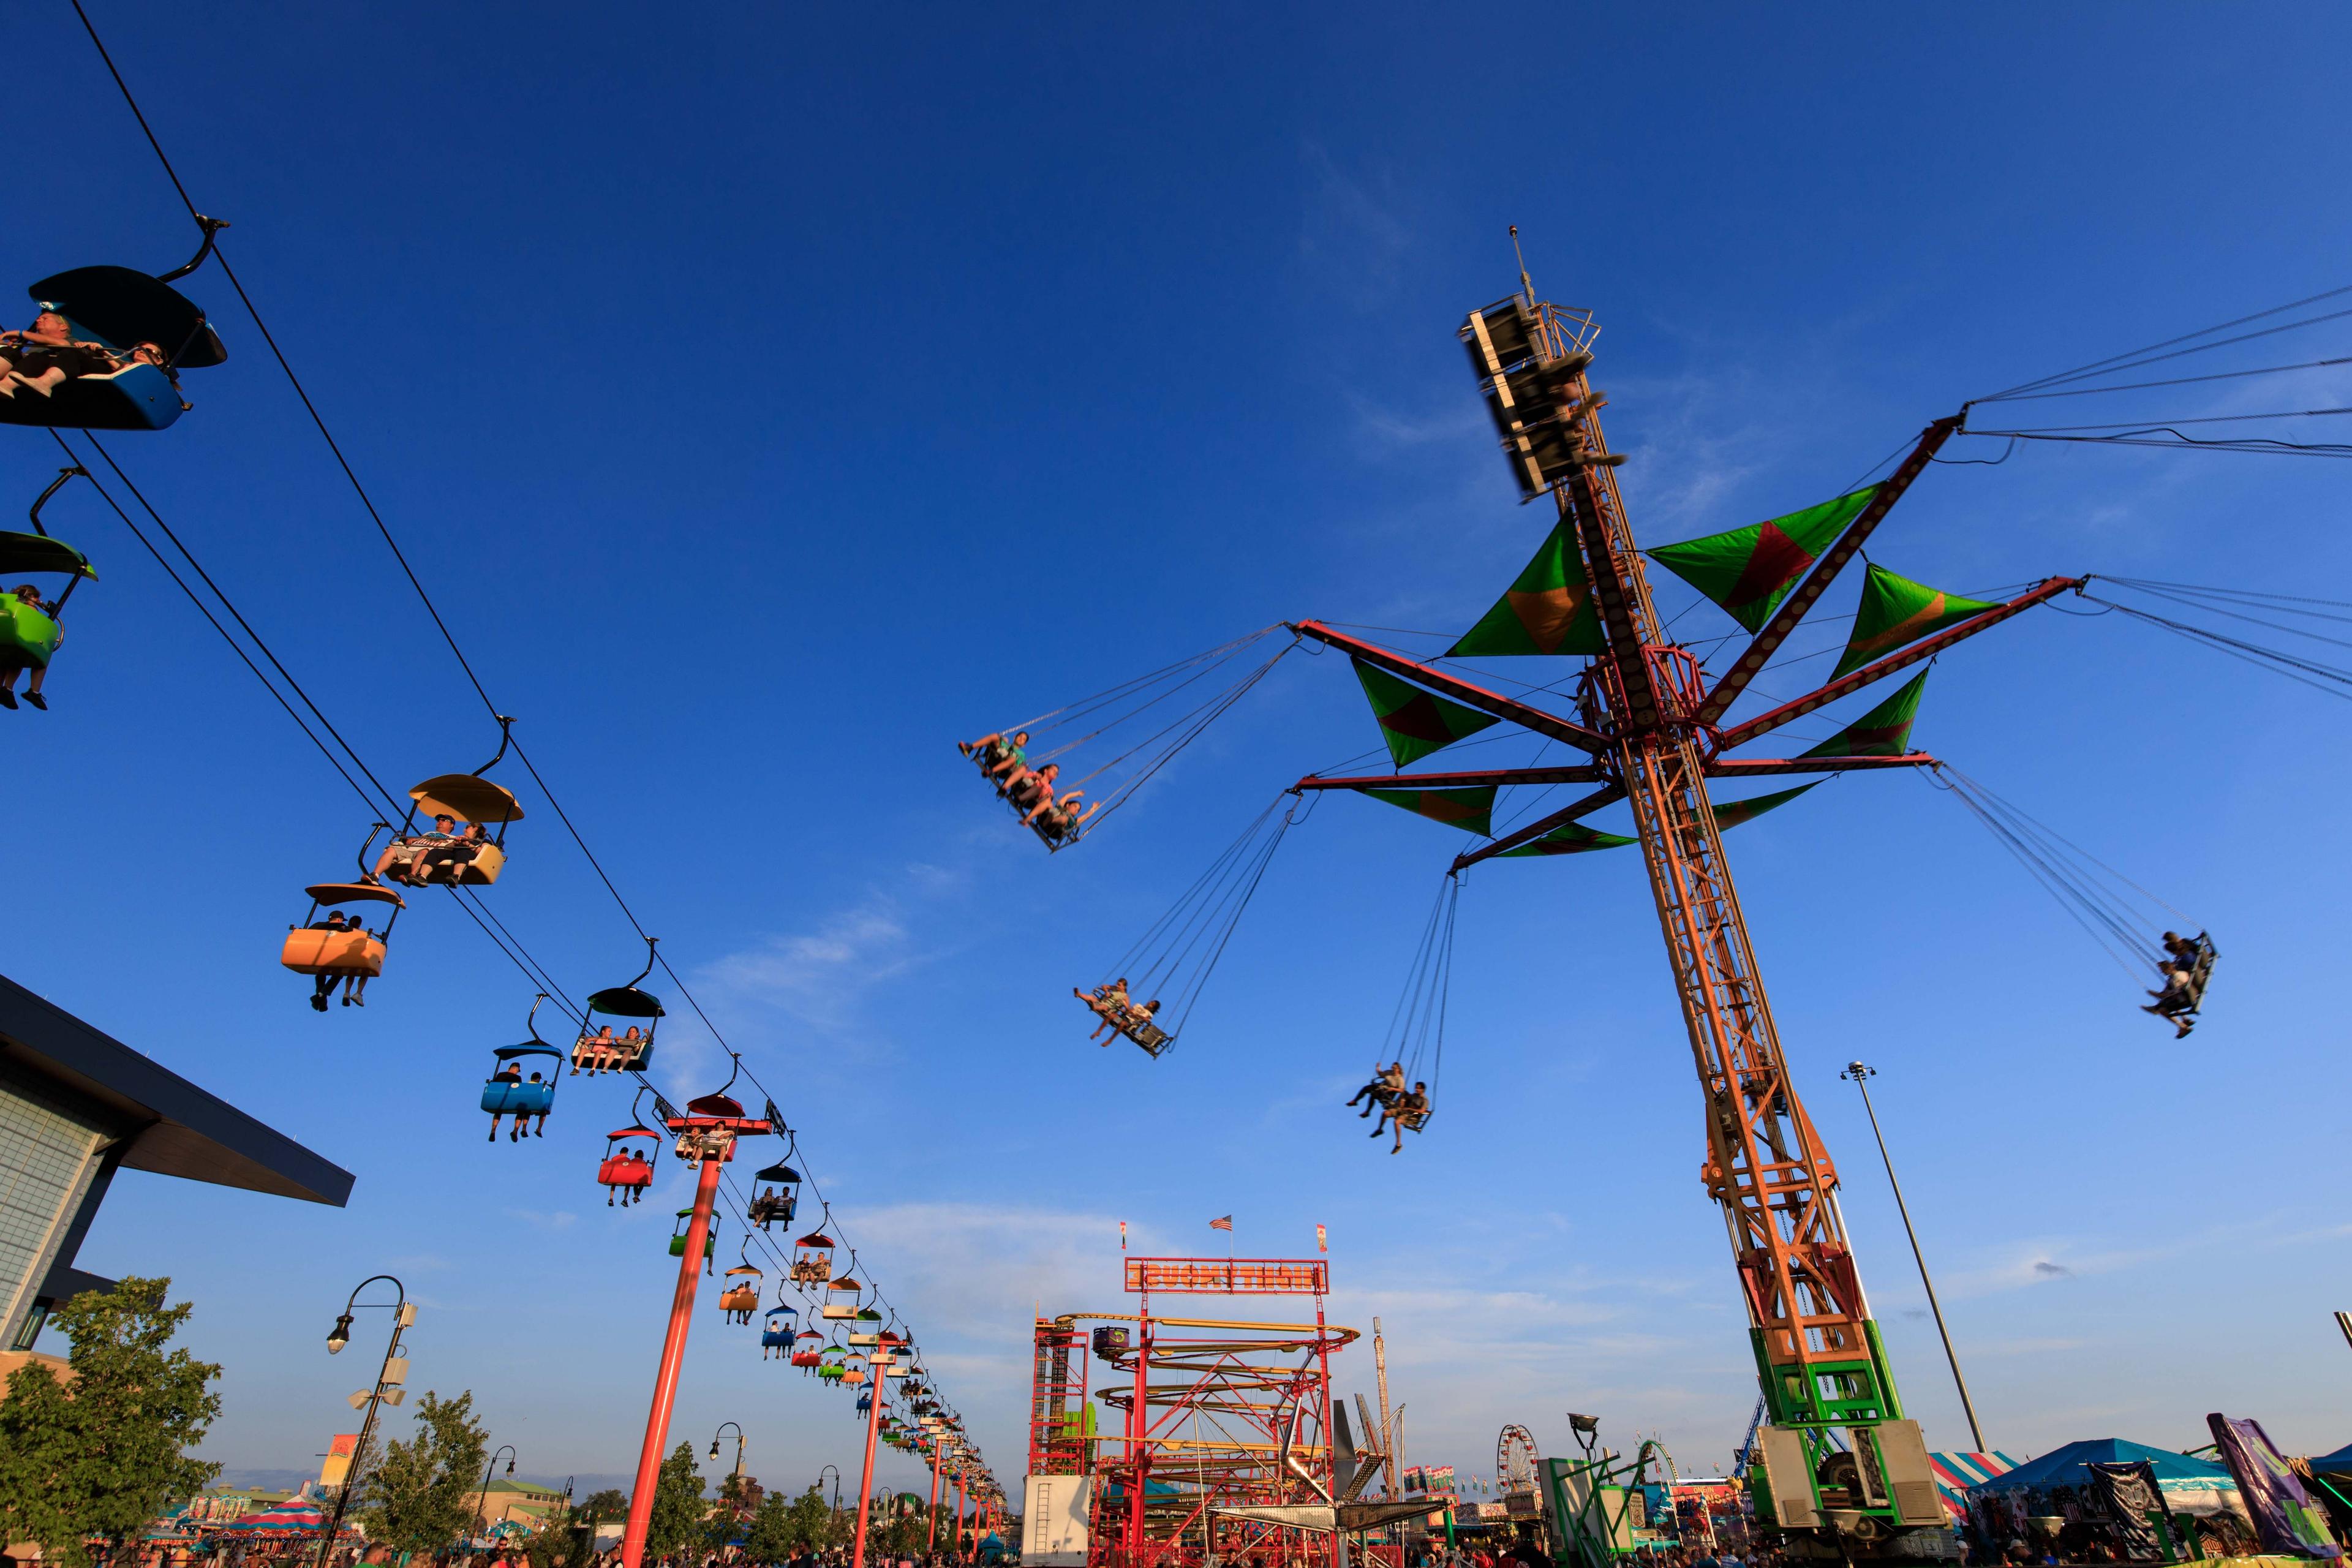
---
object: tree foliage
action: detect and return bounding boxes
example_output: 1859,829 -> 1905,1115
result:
642,1442 -> 707,1564
357,1388 -> 490,1555
579,1486 -> 630,1525
0,1276 -> 223,1567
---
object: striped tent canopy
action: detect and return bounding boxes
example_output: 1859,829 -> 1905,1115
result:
225,1498 -> 328,1533
1931,1452 -> 2022,1521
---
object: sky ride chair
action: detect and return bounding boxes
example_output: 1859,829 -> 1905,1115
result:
669,1207 -> 716,1273
719,1249 -> 764,1324
572,938 -> 665,1075
789,1329 -> 825,1372
846,1305 -> 884,1348
596,1124 -> 658,1205
761,1296 -> 798,1359
0,469 -> 98,712
821,1273 -> 864,1322
747,1160 -> 801,1229
480,994 -> 562,1143
790,1229 -> 835,1286
281,833 -> 405,1011
376,721 -> 526,888
0,228 -> 228,432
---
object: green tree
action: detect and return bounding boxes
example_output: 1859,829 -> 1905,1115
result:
741,1491 -> 797,1564
356,1388 -> 491,1555
578,1487 -> 630,1537
703,1472 -> 756,1553
642,1442 -> 707,1564
0,1276 -> 223,1567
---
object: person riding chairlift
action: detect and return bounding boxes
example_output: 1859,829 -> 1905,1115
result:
1372,1081 -> 1430,1153
369,813 -> 458,886
303,910 -> 354,1012
1346,1062 -> 1404,1118
483,1061 -> 549,1143
0,309 -> 113,399
0,582 -> 59,709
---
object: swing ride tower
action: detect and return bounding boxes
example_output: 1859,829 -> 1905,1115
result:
1284,290 -> 2082,1559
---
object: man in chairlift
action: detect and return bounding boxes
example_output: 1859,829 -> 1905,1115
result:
413,821 -> 489,884
0,309 -> 116,399
369,813 -> 459,885
304,910 -> 354,1012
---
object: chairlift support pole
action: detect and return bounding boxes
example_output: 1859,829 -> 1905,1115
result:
853,1349 -> 894,1568
619,1098 -> 771,1568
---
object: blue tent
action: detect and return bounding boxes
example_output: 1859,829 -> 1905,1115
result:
1968,1439 -> 2241,1512
2312,1444 -> 2352,1474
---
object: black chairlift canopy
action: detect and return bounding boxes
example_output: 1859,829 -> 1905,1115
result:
0,532 -> 94,579
31,267 -> 227,367
496,1043 -> 564,1063
586,985 -> 663,1019
753,1162 -> 802,1184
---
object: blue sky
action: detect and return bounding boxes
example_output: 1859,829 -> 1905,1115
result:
13,0 -> 2352,1504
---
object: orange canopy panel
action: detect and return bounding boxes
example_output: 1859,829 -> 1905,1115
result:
281,929 -> 386,978
409,774 -> 526,825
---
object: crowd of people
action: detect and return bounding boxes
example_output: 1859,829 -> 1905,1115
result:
960,731 -> 1099,846
1345,1061 -> 1431,1153
0,307 -> 189,407
1074,977 -> 1166,1050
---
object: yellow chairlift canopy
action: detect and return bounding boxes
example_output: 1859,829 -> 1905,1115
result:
409,774 -> 526,825
304,881 -> 406,908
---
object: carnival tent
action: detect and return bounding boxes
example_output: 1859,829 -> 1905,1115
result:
1967,1439 -> 2243,1517
224,1498 -> 330,1534
1931,1452 -> 2023,1521
2310,1442 -> 2352,1474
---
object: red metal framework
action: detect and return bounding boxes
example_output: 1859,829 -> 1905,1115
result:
1282,287 -> 2086,1547
1033,1259 -> 1360,1568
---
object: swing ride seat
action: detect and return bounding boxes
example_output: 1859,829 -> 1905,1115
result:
1118,1014 -> 1174,1057
0,267 -> 225,432
718,1285 -> 761,1316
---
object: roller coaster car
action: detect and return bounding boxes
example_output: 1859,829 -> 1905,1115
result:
281,882 -> 403,977
0,268 -> 225,432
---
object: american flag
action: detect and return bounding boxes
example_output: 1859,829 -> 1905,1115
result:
1208,1215 -> 1232,1232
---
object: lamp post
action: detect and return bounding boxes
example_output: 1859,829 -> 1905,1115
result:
477,1445 -> 518,1539
1843,1061 -> 1987,1450
314,1275 -> 413,1568
710,1421 -> 747,1479
821,1462 -> 843,1520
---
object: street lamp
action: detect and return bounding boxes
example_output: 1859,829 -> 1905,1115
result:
1842,1060 -> 1987,1450
710,1420 -> 747,1478
820,1463 -> 843,1513
477,1446 -> 518,1539
314,1275 -> 412,1568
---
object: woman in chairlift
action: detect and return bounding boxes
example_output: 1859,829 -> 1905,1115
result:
0,310 -> 116,399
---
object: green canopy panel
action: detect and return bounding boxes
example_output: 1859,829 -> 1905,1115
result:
1645,487 -> 1879,632
1354,785 -> 1496,837
1798,669 -> 1930,758
1496,821 -> 1638,857
0,530 -> 95,580
1706,782 -> 1819,831
1352,658 -> 1499,766
1446,522 -> 1604,656
1834,565 -> 1999,677
1499,783 -> 1819,858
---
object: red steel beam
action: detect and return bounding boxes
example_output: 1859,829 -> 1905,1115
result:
1449,783 -> 1625,873
1695,417 -> 1961,727
1292,764 -> 1605,791
1289,620 -> 1609,753
1704,753 -> 1937,777
1716,577 -> 2082,750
